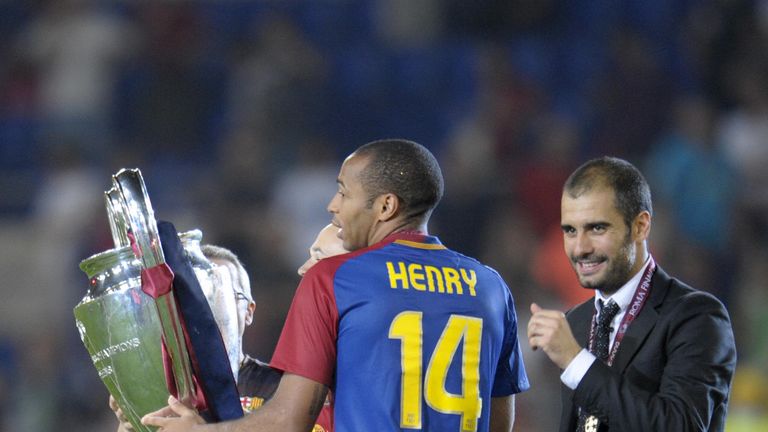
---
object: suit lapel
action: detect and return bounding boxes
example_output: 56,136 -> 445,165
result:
561,300 -> 597,430
570,301 -> 595,346
611,267 -> 670,374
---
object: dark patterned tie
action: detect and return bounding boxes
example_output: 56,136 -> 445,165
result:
593,300 -> 620,360
576,300 -> 620,432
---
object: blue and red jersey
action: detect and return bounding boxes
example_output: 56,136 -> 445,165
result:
271,232 -> 529,431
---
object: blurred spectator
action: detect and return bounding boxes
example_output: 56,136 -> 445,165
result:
268,139 -> 338,267
589,28 -> 672,160
373,0 -> 442,49
16,0 -> 137,156
32,147 -> 104,326
477,43 -> 543,166
227,12 -> 329,161
116,3 -> 224,162
435,43 -> 542,255
5,332 -> 60,432
644,94 -> 737,298
717,61 -> 768,243
513,113 -> 578,237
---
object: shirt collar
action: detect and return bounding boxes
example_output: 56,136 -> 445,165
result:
595,255 -> 651,313
381,230 -> 442,246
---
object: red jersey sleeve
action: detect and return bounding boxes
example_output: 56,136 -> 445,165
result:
270,259 -> 339,387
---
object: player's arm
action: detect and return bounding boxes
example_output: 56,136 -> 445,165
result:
490,394 -> 515,432
142,373 -> 328,432
254,373 -> 330,431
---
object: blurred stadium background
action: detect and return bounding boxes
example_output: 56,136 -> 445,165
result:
0,1 -> 766,430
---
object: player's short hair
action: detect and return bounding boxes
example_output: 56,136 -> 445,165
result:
353,139 -> 444,223
201,244 -> 253,303
564,156 -> 653,229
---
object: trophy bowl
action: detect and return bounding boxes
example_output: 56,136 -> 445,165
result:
75,245 -> 166,432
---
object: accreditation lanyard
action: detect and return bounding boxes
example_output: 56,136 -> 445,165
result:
588,256 -> 656,366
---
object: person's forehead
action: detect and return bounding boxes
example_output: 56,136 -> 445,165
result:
209,259 -> 240,287
562,187 -> 620,218
210,260 -> 236,279
338,154 -> 369,183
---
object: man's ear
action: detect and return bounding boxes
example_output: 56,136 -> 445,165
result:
633,211 -> 651,242
375,193 -> 400,221
245,301 -> 255,326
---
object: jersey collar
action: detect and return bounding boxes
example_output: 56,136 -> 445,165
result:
381,230 -> 445,249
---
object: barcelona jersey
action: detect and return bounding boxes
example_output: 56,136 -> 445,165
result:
271,232 -> 529,431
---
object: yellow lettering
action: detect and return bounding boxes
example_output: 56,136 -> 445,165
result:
460,269 -> 477,296
443,267 -> 461,295
409,263 -> 426,291
387,262 -> 409,289
424,265 -> 444,293
390,263 -> 478,299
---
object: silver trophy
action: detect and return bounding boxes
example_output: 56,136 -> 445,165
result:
74,169 -> 199,431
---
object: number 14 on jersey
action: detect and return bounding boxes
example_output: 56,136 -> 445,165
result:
389,312 -> 483,432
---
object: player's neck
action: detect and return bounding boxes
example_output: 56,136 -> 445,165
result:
368,219 -> 428,246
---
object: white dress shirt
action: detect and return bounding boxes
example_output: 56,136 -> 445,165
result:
561,256 -> 652,389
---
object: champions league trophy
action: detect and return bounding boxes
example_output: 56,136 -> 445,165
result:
74,169 -> 211,431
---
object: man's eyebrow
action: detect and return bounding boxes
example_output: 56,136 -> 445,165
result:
585,221 -> 611,229
561,221 -> 612,230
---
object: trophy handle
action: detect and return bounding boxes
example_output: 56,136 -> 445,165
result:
105,187 -> 130,248
112,168 -> 165,269
110,168 -> 196,405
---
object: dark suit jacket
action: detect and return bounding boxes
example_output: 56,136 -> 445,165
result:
559,266 -> 737,432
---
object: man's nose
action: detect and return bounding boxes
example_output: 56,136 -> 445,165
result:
298,258 -> 313,276
573,232 -> 593,256
327,194 -> 339,214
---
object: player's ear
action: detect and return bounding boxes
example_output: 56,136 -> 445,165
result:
245,301 -> 255,326
375,193 -> 400,221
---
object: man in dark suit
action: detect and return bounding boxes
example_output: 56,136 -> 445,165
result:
527,156 -> 736,431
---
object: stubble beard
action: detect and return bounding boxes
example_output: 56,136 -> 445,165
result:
575,234 -> 635,295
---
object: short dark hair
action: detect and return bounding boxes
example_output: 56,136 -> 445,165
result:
563,156 -> 652,229
353,139 -> 444,223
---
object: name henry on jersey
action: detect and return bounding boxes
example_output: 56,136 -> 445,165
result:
386,261 -> 477,296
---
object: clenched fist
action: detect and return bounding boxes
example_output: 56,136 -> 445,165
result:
527,303 -> 582,369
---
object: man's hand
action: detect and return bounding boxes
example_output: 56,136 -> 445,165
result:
141,395 -> 206,431
109,395 -> 134,431
527,303 -> 583,369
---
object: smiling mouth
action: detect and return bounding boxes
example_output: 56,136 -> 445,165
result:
576,260 -> 605,276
